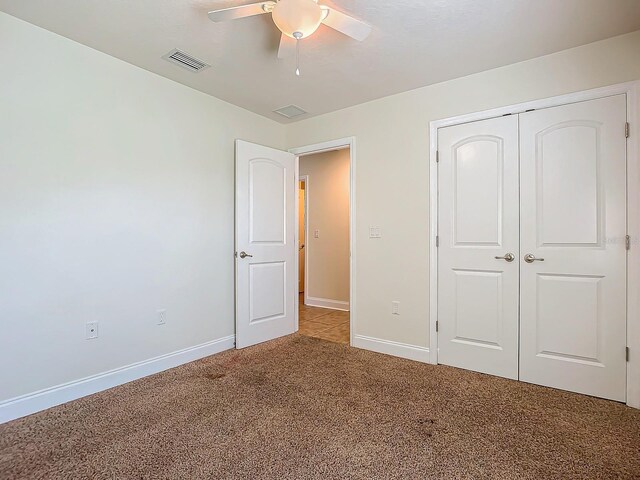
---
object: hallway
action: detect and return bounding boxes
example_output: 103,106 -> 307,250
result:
298,294 -> 350,345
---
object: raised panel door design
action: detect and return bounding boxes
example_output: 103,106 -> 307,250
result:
236,140 -> 296,349
452,269 -> 503,349
249,262 -> 286,324
453,137 -> 503,246
438,115 -> 519,380
249,159 -> 286,244
536,121 -> 603,247
536,274 -> 603,366
519,95 -> 627,401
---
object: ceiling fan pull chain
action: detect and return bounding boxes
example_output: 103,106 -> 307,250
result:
293,31 -> 302,76
295,39 -> 300,76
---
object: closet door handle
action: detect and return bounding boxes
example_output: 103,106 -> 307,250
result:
495,253 -> 515,262
524,253 -> 544,263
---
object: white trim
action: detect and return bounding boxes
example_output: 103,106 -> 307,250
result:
292,163 -> 301,332
290,137 -> 356,346
305,296 -> 350,311
0,335 -> 235,424
430,81 -> 640,129
626,83 -> 640,409
353,335 -> 430,363
428,80 -> 640,408
429,119 -> 439,365
299,174 -> 310,308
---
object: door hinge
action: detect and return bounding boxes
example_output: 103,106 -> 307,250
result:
436,320 -> 439,333
627,346 -> 630,362
435,150 -> 439,163
436,235 -> 439,247
625,122 -> 630,138
626,235 -> 631,251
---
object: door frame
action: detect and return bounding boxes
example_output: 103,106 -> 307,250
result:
299,174 -> 309,303
289,137 -> 356,346
428,81 -> 640,407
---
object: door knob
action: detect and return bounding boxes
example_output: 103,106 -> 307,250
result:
494,253 -> 515,262
524,253 -> 544,263
238,251 -> 253,259
299,244 -> 305,250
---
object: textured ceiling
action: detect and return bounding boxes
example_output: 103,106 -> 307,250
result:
2,0 -> 640,123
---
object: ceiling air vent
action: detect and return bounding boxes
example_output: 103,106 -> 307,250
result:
273,105 -> 307,119
162,49 -> 210,73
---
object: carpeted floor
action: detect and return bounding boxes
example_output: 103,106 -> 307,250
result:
1,335 -> 639,479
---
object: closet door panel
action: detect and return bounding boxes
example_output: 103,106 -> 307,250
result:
438,115 -> 520,380
519,95 -> 627,401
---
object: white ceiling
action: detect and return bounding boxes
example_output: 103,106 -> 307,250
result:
2,0 -> 640,123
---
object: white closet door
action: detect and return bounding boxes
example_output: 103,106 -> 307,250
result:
438,115 -> 520,379
519,95 -> 627,401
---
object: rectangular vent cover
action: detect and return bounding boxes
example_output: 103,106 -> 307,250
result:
273,105 -> 307,119
162,49 -> 210,72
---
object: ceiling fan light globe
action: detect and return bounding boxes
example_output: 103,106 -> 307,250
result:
272,0 -> 323,39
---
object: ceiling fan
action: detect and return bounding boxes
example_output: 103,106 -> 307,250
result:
208,0 -> 371,75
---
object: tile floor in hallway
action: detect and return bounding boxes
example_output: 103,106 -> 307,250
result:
298,294 -> 350,345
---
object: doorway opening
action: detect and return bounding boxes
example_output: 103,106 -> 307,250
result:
294,144 -> 353,345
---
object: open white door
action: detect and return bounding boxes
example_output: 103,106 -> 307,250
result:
235,140 -> 297,349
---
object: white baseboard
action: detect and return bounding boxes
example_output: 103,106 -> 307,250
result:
304,295 -> 350,311
0,335 -> 235,424
353,334 -> 430,363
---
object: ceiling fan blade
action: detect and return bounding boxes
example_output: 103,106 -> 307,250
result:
321,7 -> 371,41
278,34 -> 297,59
208,1 -> 275,23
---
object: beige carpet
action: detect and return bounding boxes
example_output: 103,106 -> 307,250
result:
1,335 -> 639,479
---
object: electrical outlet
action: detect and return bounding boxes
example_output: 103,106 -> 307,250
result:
86,321 -> 99,339
157,309 -> 167,325
391,301 -> 400,315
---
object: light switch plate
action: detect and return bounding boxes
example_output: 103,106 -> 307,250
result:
314,229 -> 320,238
369,226 -> 381,239
391,301 -> 400,315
